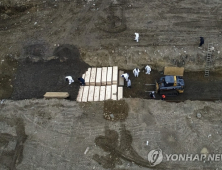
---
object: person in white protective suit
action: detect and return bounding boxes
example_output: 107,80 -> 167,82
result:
133,68 -> 140,77
127,79 -> 131,88
150,91 -> 155,99
121,73 -> 129,81
145,65 -> 151,74
65,76 -> 74,85
134,33 -> 139,42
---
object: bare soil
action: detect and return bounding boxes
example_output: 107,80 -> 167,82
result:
103,100 -> 129,121
1,0 -> 222,170
10,45 -> 89,100
0,99 -> 222,170
123,69 -> 222,101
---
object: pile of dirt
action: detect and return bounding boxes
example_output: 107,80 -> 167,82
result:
103,100 -> 129,121
53,44 -> 81,61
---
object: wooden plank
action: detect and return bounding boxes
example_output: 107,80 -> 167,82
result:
94,86 -> 100,101
96,68 -> 102,86
111,85 -> 117,100
76,86 -> 84,102
82,86 -> 89,102
118,87 -> 123,100
88,86 -> 95,102
164,67 -> 184,76
105,85 -> 112,100
107,67 -> 112,85
44,92 -> 69,99
85,68 -> 91,86
112,66 -> 118,85
100,86 -> 106,101
90,68 -> 96,86
101,67 -> 107,85
119,70 -> 124,86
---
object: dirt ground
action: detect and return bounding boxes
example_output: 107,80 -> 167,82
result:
123,69 -> 222,101
1,99 -> 222,170
1,0 -> 222,170
10,45 -> 89,100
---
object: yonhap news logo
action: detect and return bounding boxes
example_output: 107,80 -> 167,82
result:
147,149 -> 163,166
148,148 -> 222,166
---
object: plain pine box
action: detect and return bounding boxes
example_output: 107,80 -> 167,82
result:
76,86 -> 84,102
88,86 -> 95,101
82,86 -> 89,102
44,92 -> 69,99
90,68 -> 97,86
85,68 -> 91,86
107,67 -> 112,85
118,87 -> 123,100
105,85 -> 112,100
100,86 -> 106,101
94,86 -> 100,101
96,68 -> 102,86
119,70 -> 124,86
111,85 -> 117,100
101,67 -> 107,85
112,66 -> 118,85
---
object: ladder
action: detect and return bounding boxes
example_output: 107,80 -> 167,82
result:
204,43 -> 213,77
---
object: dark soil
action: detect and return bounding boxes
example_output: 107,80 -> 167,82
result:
123,69 -> 222,101
103,100 -> 129,121
11,45 -> 89,100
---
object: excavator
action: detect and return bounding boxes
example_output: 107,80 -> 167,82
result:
156,67 -> 185,96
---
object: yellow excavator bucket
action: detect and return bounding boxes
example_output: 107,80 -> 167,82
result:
164,67 -> 184,76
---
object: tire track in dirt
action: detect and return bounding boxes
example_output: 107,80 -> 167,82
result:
0,116 -> 27,170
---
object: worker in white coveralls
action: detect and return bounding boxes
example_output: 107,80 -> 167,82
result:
127,79 -> 131,88
121,73 -> 129,81
134,33 -> 139,42
133,68 -> 140,77
65,76 -> 74,85
145,65 -> 151,74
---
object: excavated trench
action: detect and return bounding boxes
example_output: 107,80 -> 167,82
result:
123,69 -> 222,102
0,4 -> 33,16
3,57 -> 222,102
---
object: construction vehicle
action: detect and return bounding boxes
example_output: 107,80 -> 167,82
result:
156,67 -> 185,96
